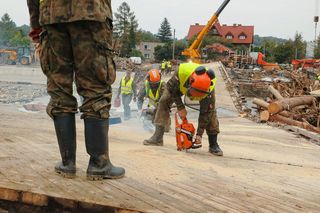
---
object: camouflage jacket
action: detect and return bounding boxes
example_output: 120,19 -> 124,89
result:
27,0 -> 112,28
167,71 -> 217,136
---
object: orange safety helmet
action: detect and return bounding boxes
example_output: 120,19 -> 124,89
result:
148,69 -> 161,83
188,66 -> 215,98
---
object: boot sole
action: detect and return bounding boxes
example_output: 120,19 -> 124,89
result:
86,173 -> 125,181
209,151 -> 223,156
55,169 -> 76,179
143,140 -> 163,146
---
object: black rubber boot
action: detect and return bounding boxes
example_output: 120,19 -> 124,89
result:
85,118 -> 125,180
208,134 -> 223,156
143,125 -> 164,146
54,114 -> 76,178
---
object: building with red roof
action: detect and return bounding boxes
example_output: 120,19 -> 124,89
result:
186,20 -> 254,46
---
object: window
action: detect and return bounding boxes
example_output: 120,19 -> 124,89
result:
226,34 -> 233,40
144,54 -> 150,59
239,33 -> 247,40
144,44 -> 149,50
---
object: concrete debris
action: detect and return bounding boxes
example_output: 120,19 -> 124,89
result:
0,82 -> 47,104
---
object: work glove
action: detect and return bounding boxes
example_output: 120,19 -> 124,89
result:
178,108 -> 187,120
28,28 -> 42,43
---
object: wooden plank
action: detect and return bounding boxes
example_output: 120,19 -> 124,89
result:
14,136 -> 152,212
199,173 -> 320,212
0,188 -> 19,202
21,192 -> 48,207
115,178 -> 200,213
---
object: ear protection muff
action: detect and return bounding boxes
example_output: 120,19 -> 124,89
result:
194,66 -> 207,75
207,69 -> 215,79
194,66 -> 215,80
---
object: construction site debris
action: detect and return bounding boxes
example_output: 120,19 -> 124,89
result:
0,82 -> 47,104
114,56 -> 135,71
223,64 -> 320,139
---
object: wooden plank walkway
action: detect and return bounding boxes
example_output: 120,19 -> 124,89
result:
0,63 -> 320,212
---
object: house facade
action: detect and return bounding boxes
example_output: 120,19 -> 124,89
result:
136,42 -> 164,62
186,21 -> 254,46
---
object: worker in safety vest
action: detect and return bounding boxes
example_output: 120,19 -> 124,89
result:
143,62 -> 223,156
137,69 -> 170,129
161,59 -> 167,74
117,71 -> 137,120
138,69 -> 165,109
166,60 -> 172,75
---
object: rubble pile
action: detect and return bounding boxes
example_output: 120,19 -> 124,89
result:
0,82 -> 47,104
114,56 -> 135,71
251,71 -> 320,133
225,66 -> 320,134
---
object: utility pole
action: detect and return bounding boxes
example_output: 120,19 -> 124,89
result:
172,29 -> 176,60
314,0 -> 319,58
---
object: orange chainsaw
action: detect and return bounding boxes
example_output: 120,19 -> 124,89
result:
175,113 -> 202,151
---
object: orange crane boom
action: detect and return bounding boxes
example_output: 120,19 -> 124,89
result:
182,0 -> 231,63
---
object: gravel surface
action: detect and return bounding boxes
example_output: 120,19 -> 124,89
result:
0,81 -> 47,104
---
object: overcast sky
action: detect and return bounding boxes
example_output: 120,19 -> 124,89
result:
2,0 -> 319,41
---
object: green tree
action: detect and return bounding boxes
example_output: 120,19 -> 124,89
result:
261,40 -> 277,62
136,30 -> 159,43
154,40 -> 187,61
157,18 -> 172,43
129,49 -> 143,58
114,2 -> 138,37
274,41 -> 294,64
314,35 -> 320,58
0,13 -> 16,46
292,32 -> 306,59
154,43 -> 172,61
114,2 -> 138,57
9,30 -> 30,47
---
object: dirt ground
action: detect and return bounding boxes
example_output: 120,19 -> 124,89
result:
0,64 -> 320,212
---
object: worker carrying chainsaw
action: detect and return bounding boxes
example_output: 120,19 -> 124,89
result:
143,62 -> 223,156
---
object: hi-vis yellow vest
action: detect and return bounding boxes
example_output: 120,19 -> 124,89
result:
161,62 -> 167,69
178,63 -> 217,101
121,77 -> 133,95
145,80 -> 163,106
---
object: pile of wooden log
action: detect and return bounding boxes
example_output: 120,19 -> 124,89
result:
272,70 -> 320,97
253,85 -> 320,134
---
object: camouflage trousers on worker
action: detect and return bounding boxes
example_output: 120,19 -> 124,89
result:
154,88 -> 220,136
39,20 -> 116,119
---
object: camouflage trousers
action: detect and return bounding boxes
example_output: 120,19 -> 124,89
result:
154,88 -> 220,136
40,20 -> 116,119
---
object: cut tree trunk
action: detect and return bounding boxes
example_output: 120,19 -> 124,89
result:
268,96 -> 315,115
260,110 -> 270,123
253,98 -> 291,117
270,114 -> 320,134
268,85 -> 284,100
